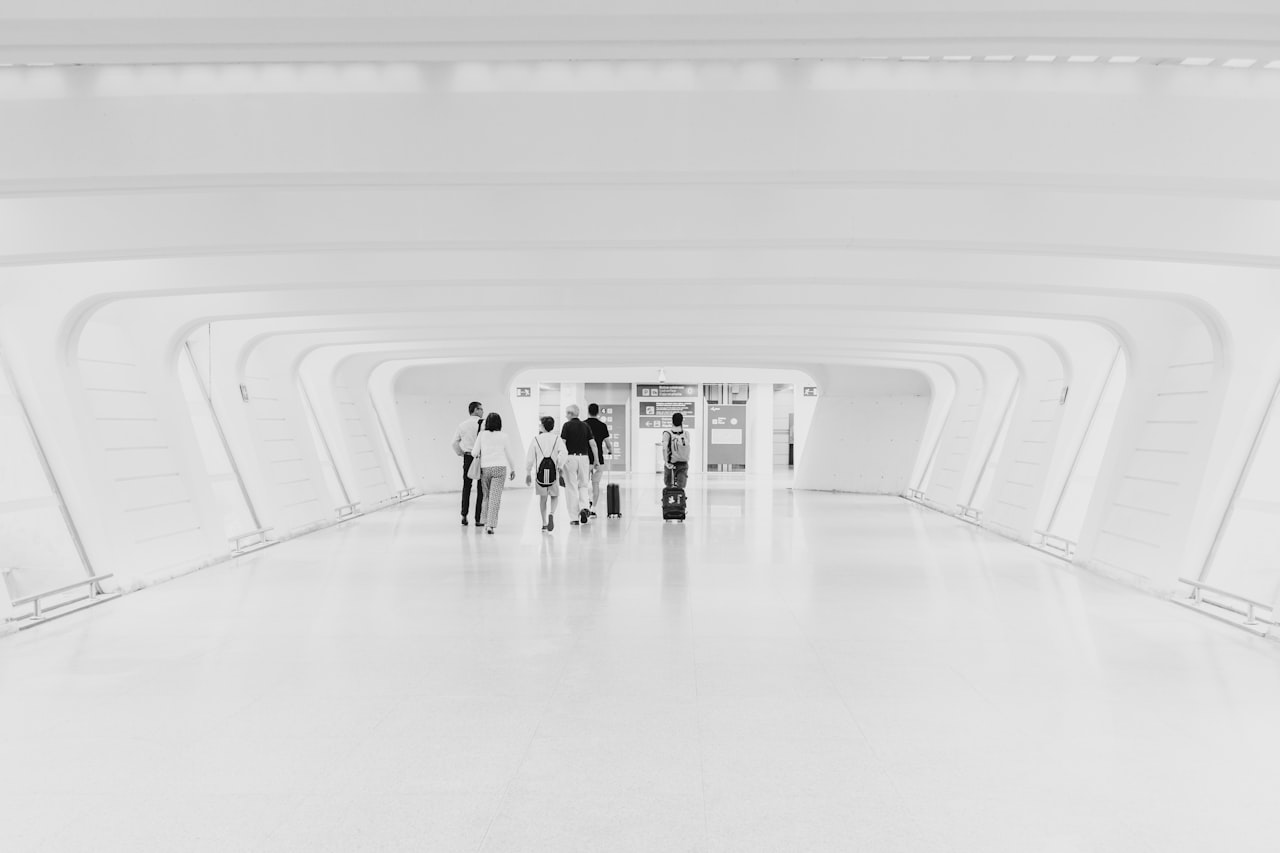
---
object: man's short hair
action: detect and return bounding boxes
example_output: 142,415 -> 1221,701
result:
566,404 -> 580,418
468,401 -> 482,415
588,403 -> 600,417
540,416 -> 555,432
672,412 -> 683,426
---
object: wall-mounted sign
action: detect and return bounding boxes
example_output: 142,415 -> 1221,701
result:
636,384 -> 698,398
515,387 -> 532,397
803,386 -> 819,397
707,404 -> 747,466
639,399 -> 695,430
596,403 -> 627,472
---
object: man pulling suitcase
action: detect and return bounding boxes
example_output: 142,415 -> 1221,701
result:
662,412 -> 690,522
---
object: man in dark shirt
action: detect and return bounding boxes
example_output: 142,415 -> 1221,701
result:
585,403 -> 613,516
560,404 -> 597,525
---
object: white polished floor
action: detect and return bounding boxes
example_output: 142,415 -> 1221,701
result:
3,474 -> 1280,852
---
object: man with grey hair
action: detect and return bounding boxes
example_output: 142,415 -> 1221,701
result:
559,404 -> 597,525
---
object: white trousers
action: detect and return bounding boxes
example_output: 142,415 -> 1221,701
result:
562,455 -> 592,517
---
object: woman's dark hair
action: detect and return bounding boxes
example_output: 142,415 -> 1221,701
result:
485,412 -> 502,431
540,416 -> 555,432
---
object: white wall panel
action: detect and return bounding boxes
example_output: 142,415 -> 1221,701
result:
1085,325 -> 1220,588
76,321 -> 220,573
923,366 -> 984,509
239,352 -> 330,532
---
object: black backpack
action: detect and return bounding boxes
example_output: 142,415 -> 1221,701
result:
536,438 -> 559,487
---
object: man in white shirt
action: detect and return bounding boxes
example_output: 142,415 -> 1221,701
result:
451,401 -> 485,526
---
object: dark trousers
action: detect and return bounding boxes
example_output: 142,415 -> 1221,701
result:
461,453 -> 484,522
664,462 -> 689,490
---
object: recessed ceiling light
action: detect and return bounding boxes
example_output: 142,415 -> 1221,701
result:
1109,56 -> 1141,63
942,56 -> 972,61
1266,60 -> 1280,69
902,56 -> 931,61
1181,57 -> 1214,66
1067,56 -> 1099,63
983,56 -> 1014,62
1026,55 -> 1056,63
1223,58 -> 1257,68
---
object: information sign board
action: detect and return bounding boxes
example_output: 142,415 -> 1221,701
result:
639,400 -> 696,430
636,384 -> 699,399
515,387 -> 532,397
803,386 -> 819,397
706,405 -> 747,466
595,403 -> 626,472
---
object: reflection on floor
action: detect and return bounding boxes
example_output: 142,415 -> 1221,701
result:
2,474 -> 1278,852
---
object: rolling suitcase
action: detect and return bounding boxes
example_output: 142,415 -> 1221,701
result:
607,482 -> 622,518
662,486 -> 686,522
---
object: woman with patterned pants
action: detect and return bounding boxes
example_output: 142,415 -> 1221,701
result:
470,412 -> 518,534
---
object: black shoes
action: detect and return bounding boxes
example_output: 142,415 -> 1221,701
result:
461,517 -> 468,526
546,516 -> 555,532
579,509 -> 589,524
486,528 -> 494,535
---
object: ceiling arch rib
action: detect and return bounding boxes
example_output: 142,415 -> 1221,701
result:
68,270 -> 1126,366
3,4 -> 1280,64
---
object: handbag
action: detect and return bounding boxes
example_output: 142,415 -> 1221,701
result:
468,437 -> 482,480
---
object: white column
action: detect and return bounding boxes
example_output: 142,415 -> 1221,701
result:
747,383 -> 773,475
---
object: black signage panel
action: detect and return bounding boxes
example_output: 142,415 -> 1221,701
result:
638,399 -> 695,430
636,384 -> 699,399
596,403 -> 627,472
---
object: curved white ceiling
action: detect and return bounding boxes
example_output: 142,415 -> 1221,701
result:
3,16 -> 1277,398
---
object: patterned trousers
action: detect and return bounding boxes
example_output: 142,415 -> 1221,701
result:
479,466 -> 508,529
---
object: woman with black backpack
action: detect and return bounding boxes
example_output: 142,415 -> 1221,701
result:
525,416 -> 566,532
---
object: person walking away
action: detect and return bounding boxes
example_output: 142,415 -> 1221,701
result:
585,403 -> 614,517
472,412 -> 518,534
451,401 -> 485,526
526,416 -> 566,532
559,404 -> 597,525
664,412 -> 691,490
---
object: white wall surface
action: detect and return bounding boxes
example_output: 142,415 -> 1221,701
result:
794,395 -> 932,493
795,366 -> 932,494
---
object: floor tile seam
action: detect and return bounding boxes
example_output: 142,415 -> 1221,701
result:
690,626 -> 713,852
781,598 -> 921,811
244,789 -> 350,851
472,629 -> 582,853
901,495 -> 1211,636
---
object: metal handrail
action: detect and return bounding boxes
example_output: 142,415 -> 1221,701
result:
12,573 -> 113,606
11,573 -> 115,621
956,504 -> 982,524
228,527 -> 273,553
1033,530 -> 1077,556
336,502 -> 362,520
1178,578 -> 1273,611
1178,577 -> 1275,627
